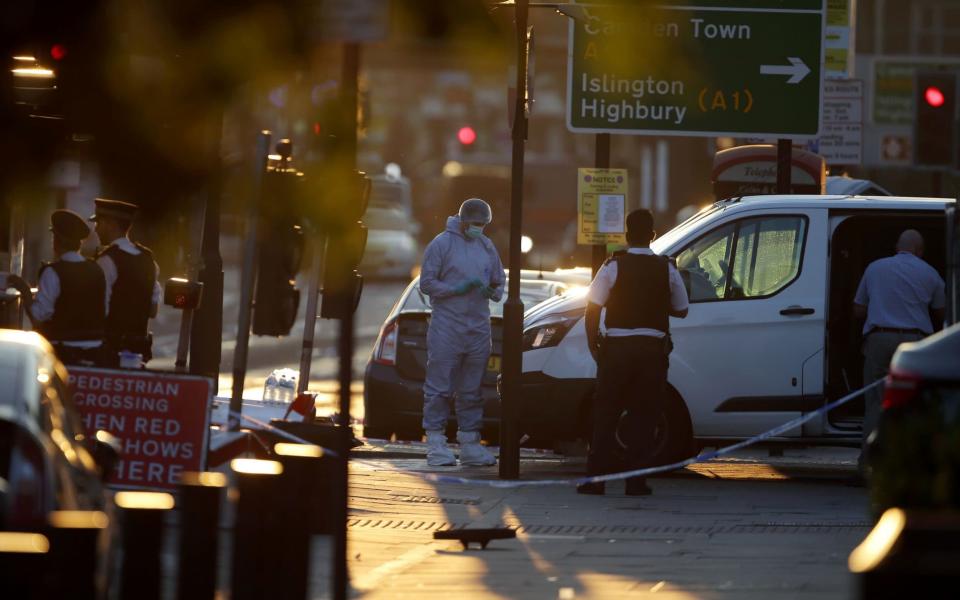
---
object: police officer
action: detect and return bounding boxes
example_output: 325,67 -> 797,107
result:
8,209 -> 107,364
578,209 -> 689,496
853,228 -> 945,474
90,198 -> 161,364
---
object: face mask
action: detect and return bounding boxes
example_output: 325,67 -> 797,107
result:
465,224 -> 485,239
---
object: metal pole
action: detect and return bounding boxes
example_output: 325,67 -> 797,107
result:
297,231 -> 326,394
333,41 -> 361,600
228,130 -> 271,431
776,138 -> 792,194
499,0 -> 530,480
592,133 -> 611,277
174,309 -> 194,372
191,109 -> 225,379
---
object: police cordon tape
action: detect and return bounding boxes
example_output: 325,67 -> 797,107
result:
222,379 -> 883,488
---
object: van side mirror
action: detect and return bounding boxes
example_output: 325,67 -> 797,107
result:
92,430 -> 121,481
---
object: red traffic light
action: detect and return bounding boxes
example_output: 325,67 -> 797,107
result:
457,126 -> 477,145
924,86 -> 946,108
50,44 -> 67,61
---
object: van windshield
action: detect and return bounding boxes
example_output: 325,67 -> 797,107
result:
652,204 -> 723,255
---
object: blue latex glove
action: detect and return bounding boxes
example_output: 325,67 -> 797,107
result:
479,285 -> 497,300
453,279 -> 483,296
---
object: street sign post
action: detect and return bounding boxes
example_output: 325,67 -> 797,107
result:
567,0 -> 825,138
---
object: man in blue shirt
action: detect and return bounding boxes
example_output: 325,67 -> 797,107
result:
853,229 -> 946,472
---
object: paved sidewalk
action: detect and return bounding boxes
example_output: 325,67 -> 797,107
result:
353,440 -> 861,480
341,456 -> 869,599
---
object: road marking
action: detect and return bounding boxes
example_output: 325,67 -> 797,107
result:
351,543 -> 438,591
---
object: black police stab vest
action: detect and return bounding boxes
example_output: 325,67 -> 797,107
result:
37,259 -> 106,342
99,244 -> 155,340
603,253 -> 671,333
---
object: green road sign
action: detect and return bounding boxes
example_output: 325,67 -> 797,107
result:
567,0 -> 825,138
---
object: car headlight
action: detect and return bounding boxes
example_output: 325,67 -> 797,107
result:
522,310 -> 581,350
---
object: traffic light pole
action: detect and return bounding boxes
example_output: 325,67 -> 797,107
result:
176,195 -> 207,373
499,0 -> 530,481
297,231 -> 325,395
191,109 -> 225,379
228,130 -> 271,431
333,42 -> 361,600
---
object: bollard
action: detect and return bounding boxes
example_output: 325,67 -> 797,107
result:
47,510 -> 109,600
275,442 -> 338,535
115,491 -> 175,600
273,443 -> 331,600
230,458 -> 284,600
0,532 -> 50,599
176,472 -> 227,600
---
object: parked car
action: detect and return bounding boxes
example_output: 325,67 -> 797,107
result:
867,323 -> 960,515
360,206 -> 420,280
0,330 -> 118,529
370,171 -> 414,216
518,194 -> 955,463
363,270 -> 589,441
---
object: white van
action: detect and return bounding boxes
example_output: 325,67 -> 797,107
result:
518,195 -> 954,461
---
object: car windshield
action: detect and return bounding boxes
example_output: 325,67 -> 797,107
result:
402,279 -> 561,317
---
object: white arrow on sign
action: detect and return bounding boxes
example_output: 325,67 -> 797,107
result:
759,57 -> 811,84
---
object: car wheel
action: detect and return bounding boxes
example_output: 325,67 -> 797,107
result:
614,386 -> 694,467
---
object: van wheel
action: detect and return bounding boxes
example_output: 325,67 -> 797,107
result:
615,386 -> 695,466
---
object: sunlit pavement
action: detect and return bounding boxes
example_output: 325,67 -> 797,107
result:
151,271 -> 868,598
341,454 -> 868,599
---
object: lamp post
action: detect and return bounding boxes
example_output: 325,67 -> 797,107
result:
499,0 -> 531,480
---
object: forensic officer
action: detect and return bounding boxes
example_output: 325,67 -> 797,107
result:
578,209 -> 689,496
8,209 -> 107,364
419,198 -> 505,467
90,198 -> 161,364
853,229 -> 945,473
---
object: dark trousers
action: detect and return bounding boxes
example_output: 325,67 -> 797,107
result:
587,335 -> 668,486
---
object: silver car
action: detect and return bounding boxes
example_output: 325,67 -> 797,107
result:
0,330 -> 117,529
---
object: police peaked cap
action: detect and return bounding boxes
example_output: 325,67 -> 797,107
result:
89,198 -> 139,222
50,209 -> 91,241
